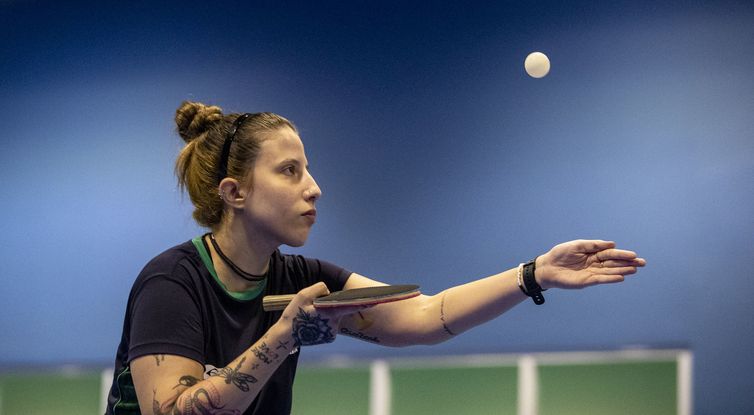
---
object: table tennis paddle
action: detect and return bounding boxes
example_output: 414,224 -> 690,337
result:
262,284 -> 421,312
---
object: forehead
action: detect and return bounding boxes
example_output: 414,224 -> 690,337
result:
256,127 -> 307,165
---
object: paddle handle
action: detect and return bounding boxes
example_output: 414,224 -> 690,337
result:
262,294 -> 296,312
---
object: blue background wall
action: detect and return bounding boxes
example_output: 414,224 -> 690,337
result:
1,1 -> 752,412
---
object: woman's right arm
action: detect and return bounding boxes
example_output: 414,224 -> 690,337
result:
132,321 -> 294,415
131,282 -> 355,415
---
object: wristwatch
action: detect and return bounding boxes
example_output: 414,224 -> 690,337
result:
522,258 -> 546,305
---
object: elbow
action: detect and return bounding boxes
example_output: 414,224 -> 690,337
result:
425,334 -> 452,346
385,320 -> 455,347
375,337 -> 440,348
360,293 -> 455,347
151,393 -> 180,415
415,328 -> 455,346
386,332 -> 451,347
415,293 -> 457,346
171,383 -> 228,415
392,335 -> 444,347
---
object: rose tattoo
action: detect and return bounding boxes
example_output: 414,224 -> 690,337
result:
291,307 -> 335,346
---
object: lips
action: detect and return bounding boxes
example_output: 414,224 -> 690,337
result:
302,209 -> 317,223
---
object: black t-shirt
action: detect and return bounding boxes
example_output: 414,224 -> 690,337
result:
105,237 -> 351,415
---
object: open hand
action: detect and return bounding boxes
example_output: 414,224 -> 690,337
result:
535,240 -> 646,290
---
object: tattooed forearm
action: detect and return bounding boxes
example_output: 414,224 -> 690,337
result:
259,342 -> 280,361
440,292 -> 455,336
340,327 -> 380,343
209,357 -> 258,392
291,307 -> 335,346
250,344 -> 273,364
250,339 -> 284,365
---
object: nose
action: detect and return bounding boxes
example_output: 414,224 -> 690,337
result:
304,172 -> 322,202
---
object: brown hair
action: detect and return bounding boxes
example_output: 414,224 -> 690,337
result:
174,101 -> 297,228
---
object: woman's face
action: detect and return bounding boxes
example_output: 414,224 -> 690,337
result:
240,126 -> 322,248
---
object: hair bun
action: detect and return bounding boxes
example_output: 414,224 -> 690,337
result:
175,101 -> 224,143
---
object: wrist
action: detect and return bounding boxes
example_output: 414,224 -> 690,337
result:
521,258 -> 546,305
534,254 -> 551,290
270,317 -> 295,345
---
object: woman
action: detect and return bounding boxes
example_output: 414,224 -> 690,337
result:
105,101 -> 646,415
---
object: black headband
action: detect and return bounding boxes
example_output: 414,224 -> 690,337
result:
217,113 -> 252,183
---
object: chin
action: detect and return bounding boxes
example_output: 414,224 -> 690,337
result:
285,234 -> 310,248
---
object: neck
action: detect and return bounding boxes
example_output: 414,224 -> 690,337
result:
209,220 -> 276,292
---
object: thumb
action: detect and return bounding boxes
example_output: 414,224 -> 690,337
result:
299,282 -> 330,300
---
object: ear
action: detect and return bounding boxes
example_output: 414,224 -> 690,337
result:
218,178 -> 249,209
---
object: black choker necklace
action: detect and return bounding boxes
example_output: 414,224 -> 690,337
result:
208,233 -> 267,282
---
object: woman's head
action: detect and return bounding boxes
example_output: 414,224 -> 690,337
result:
174,101 -> 298,228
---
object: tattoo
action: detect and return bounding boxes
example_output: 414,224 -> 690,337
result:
207,357 -> 258,392
250,344 -> 273,365
440,293 -> 455,336
155,354 -> 166,366
340,327 -> 380,343
175,384 -> 240,415
276,340 -> 290,350
251,363 -> 259,370
355,311 -> 375,330
291,307 -> 335,346
152,389 -> 178,415
260,342 -> 280,360
152,390 -> 164,415
154,375 -> 237,415
173,375 -> 201,389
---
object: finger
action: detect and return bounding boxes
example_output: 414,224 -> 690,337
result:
338,304 -> 376,312
595,266 -> 638,275
576,239 -> 616,253
321,304 -> 375,319
595,249 -> 638,262
299,282 -> 331,300
598,259 -> 645,268
587,274 -> 626,285
320,303 -> 376,314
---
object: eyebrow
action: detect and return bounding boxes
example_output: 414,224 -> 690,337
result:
277,158 -> 309,168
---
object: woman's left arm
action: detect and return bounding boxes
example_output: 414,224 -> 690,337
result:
337,239 -> 646,347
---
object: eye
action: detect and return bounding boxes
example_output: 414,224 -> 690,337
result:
283,165 -> 296,176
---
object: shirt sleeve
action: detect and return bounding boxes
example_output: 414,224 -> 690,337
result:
302,257 -> 352,292
127,270 -> 205,364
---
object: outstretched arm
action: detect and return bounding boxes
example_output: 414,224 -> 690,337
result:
338,240 -> 646,346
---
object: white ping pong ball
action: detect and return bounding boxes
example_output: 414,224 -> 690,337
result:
524,52 -> 550,78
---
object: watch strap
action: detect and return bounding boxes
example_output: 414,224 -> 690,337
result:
522,258 -> 545,305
